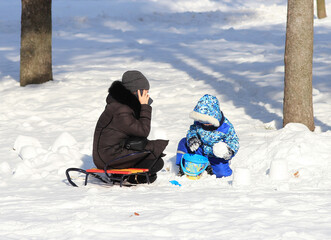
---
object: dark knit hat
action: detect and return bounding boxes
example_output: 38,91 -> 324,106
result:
121,70 -> 150,92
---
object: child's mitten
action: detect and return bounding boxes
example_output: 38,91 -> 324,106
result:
188,137 -> 201,152
213,141 -> 233,160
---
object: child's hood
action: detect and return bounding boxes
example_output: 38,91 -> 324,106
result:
189,94 -> 223,127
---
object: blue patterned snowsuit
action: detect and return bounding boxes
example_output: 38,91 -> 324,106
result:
176,94 -> 239,178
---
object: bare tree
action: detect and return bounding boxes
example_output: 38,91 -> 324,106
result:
283,0 -> 315,131
317,0 -> 327,19
20,0 -> 52,86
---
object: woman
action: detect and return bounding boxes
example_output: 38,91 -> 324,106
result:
92,70 -> 168,183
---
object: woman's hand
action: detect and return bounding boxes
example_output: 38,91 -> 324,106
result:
137,89 -> 150,105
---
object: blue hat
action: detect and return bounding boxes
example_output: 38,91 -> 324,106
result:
189,94 -> 223,127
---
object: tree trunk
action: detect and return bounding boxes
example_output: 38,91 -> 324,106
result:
317,0 -> 327,19
20,0 -> 52,86
283,0 -> 315,131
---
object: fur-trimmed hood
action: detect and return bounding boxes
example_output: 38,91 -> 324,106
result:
107,81 -> 141,118
189,94 -> 223,127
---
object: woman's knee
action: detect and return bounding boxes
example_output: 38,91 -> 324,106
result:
151,157 -> 164,173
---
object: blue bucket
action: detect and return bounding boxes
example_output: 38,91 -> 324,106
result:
180,154 -> 209,180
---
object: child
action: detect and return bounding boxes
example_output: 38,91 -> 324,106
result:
176,94 -> 239,178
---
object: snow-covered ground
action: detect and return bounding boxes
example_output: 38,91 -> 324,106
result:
1,0 -> 331,239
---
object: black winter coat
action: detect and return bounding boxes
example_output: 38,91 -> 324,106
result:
92,81 -> 168,169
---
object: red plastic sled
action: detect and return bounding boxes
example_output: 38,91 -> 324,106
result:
65,167 -> 150,187
65,151 -> 153,187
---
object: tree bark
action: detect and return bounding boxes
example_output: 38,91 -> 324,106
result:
317,0 -> 327,19
283,0 -> 315,131
20,0 -> 53,86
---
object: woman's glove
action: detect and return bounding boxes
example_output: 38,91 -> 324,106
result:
188,137 -> 201,152
213,141 -> 233,160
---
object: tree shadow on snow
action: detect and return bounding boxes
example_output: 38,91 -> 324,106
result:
50,6 -> 331,131
0,48 -> 20,83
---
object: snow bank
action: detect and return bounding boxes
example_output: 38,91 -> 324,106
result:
12,132 -> 83,179
233,123 -> 331,190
